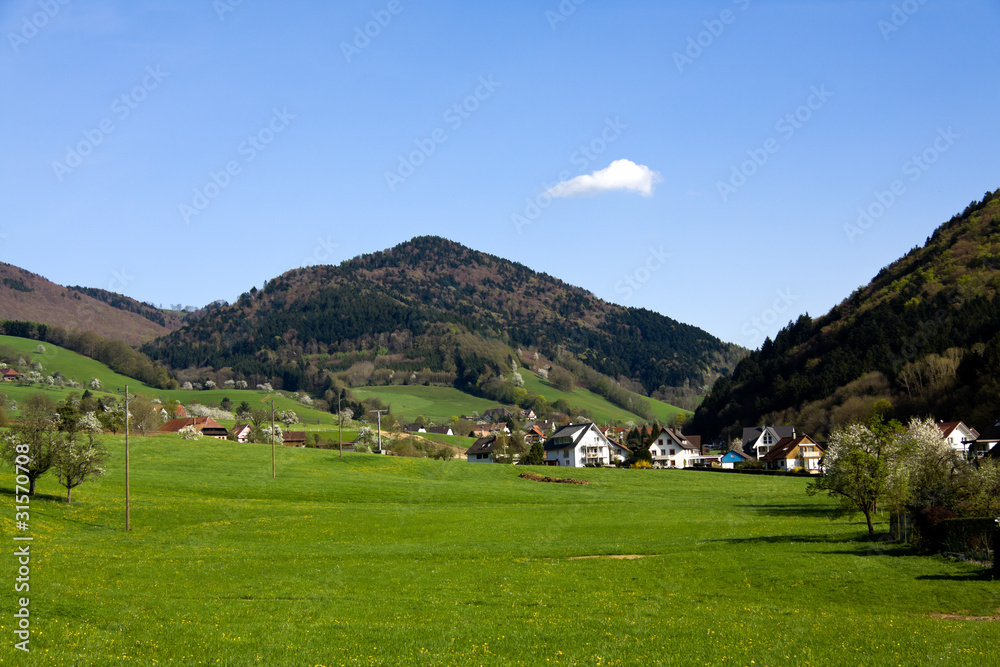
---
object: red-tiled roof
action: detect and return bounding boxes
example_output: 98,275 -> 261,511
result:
762,435 -> 823,462
159,417 -> 224,433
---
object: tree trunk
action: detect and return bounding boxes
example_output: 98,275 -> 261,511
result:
66,486 -> 72,504
28,477 -> 36,496
864,509 -> 875,535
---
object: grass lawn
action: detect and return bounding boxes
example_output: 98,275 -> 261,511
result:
2,436 -> 996,666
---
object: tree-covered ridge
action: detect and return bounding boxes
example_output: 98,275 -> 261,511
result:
142,236 -> 744,402
693,189 -> 1000,440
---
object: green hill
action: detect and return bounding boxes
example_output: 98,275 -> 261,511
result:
142,236 -> 742,414
693,188 -> 1000,439
1,437 -> 994,665
0,335 -> 338,426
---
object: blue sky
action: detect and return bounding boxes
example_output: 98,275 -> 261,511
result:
2,0 -> 998,348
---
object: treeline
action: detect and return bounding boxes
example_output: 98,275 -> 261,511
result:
693,189 -> 1000,439
0,320 -> 174,389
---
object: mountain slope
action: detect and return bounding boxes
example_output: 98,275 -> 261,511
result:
692,188 -> 1000,439
0,263 -> 183,345
143,236 -> 743,406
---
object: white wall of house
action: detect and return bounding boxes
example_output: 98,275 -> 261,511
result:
942,424 -> 976,454
467,452 -> 494,463
651,433 -> 698,468
546,425 -> 612,467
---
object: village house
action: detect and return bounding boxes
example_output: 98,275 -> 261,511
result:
231,424 -> 252,443
720,449 -> 752,469
971,420 -> 1000,458
936,421 -> 980,457
524,424 -> 547,446
761,435 -> 824,472
159,417 -> 229,440
468,423 -> 511,438
482,407 -> 513,422
542,422 -> 615,467
650,427 -> 701,469
1,368 -> 23,382
284,431 -> 307,447
465,435 -> 500,463
742,425 -> 796,459
424,425 -> 454,436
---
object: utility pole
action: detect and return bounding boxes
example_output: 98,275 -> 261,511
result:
370,409 -> 388,454
270,395 -> 276,479
120,385 -> 136,532
338,391 -> 343,459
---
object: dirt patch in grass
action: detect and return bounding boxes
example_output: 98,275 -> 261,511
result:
929,611 -> 1000,622
518,472 -> 590,485
567,554 -> 656,561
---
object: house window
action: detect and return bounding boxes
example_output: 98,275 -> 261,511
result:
564,449 -> 570,458
670,449 -> 675,456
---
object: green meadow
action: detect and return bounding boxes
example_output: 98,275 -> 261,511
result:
1,435 -> 996,666
1,336 -> 685,430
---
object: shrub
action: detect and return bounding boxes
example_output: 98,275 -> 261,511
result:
178,425 -> 203,441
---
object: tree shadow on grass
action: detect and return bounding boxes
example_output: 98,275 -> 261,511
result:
0,486 -> 64,503
711,532 -> 920,558
742,503 -> 841,518
917,572 -> 994,582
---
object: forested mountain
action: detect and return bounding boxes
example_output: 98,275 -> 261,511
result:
0,263 -> 183,345
142,236 -> 743,409
692,189 -> 1000,440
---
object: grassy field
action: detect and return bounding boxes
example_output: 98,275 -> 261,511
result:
1,435 -> 996,666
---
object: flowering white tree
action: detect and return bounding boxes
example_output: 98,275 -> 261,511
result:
181,381 -> 193,391
54,432 -> 110,504
178,425 -> 203,441
188,404 -> 234,421
204,380 -> 217,390
355,425 -> 376,454
36,344 -> 45,354
79,412 -> 103,434
224,380 -> 236,389
89,378 -> 102,391
279,410 -> 300,427
298,393 -> 313,405
236,380 -> 248,390
807,407 -> 909,535
263,425 -> 283,445
257,383 -> 274,392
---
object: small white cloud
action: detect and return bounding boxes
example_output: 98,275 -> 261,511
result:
546,159 -> 661,198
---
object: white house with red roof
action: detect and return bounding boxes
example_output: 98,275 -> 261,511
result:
935,421 -> 979,457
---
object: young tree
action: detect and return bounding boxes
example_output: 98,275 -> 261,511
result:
54,431 -> 110,503
524,441 -> 546,466
220,397 -> 233,412
235,400 -> 253,420
807,404 -> 908,535
129,396 -> 161,436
